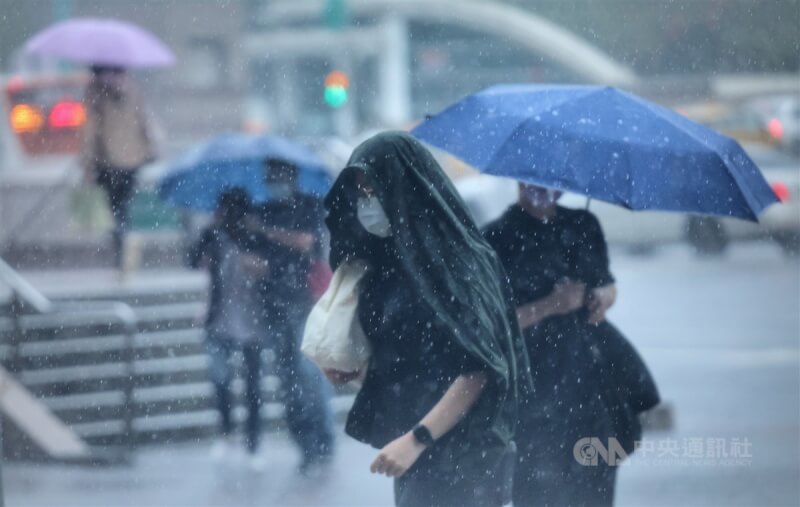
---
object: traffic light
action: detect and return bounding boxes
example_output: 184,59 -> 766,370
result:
324,70 -> 349,108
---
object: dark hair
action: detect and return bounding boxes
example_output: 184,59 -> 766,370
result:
264,158 -> 299,180
217,187 -> 251,218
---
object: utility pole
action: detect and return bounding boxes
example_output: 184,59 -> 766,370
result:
378,14 -> 411,128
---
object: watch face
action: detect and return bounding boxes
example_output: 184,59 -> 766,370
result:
414,425 -> 434,447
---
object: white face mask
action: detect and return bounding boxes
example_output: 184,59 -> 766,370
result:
356,196 -> 392,237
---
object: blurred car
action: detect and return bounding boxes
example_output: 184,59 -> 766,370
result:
745,95 -> 800,156
0,72 -> 89,247
0,72 -> 87,173
455,143 -> 799,256
677,100 -> 775,146
0,72 -> 179,253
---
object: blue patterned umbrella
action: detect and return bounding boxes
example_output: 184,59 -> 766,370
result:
158,133 -> 332,211
413,84 -> 778,221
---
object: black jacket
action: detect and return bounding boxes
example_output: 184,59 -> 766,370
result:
188,224 -> 269,327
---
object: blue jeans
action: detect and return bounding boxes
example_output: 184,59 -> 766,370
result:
206,335 -> 263,452
206,304 -> 335,460
265,302 -> 335,462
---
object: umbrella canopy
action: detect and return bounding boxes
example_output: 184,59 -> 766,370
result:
412,84 -> 779,221
25,18 -> 174,68
158,133 -> 332,211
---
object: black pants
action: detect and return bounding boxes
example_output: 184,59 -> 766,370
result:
393,441 -> 515,507
513,438 -> 617,507
95,167 -> 137,267
206,336 -> 263,452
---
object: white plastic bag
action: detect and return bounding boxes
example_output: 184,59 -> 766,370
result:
301,260 -> 371,374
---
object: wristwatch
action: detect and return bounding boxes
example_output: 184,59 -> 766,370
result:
412,424 -> 436,448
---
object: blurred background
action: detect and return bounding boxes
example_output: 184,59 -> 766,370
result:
1,0 -> 799,260
0,1 -> 797,506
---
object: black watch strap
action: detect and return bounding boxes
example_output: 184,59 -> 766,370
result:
412,424 -> 435,447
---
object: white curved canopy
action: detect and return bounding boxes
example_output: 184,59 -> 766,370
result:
260,0 -> 639,87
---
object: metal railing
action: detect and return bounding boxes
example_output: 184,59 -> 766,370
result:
0,256 -> 138,451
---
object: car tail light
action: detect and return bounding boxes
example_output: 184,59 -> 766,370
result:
767,118 -> 784,141
10,103 -> 45,133
49,100 -> 86,129
5,76 -> 24,94
771,181 -> 790,202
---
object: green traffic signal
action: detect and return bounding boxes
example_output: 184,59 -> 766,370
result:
324,86 -> 348,108
324,71 -> 349,108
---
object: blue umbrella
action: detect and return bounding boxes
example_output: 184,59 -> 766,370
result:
412,84 -> 778,221
158,133 -> 332,211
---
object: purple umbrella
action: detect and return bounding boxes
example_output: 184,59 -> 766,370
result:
25,18 -> 174,68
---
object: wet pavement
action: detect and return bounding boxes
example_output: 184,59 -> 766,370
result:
4,242 -> 799,506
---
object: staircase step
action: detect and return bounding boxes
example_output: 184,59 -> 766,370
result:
16,328 -> 205,366
1,303 -> 204,343
0,269 -> 363,450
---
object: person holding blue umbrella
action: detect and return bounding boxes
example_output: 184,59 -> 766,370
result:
244,157 -> 335,474
169,134 -> 335,472
412,83 -> 779,506
483,182 -> 660,506
188,188 -> 271,466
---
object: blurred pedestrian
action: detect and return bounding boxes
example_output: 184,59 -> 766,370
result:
484,183 -> 660,507
188,188 -> 269,468
323,132 -> 531,507
247,158 -> 335,473
81,65 -> 155,271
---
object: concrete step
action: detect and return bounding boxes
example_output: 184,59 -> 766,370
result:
2,268 -> 207,308
1,231 -> 186,271
0,302 -> 204,341
0,267 -> 356,451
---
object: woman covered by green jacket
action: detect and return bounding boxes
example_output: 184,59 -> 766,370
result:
323,131 -> 532,507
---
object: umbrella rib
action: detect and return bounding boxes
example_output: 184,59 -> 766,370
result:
637,103 -> 767,219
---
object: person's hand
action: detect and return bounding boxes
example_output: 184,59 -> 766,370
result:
370,432 -> 426,478
323,368 -> 361,385
548,279 -> 587,316
240,254 -> 268,276
587,284 -> 617,324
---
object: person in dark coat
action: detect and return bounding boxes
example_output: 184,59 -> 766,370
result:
483,183 -> 660,507
323,132 -> 532,507
188,188 -> 269,463
247,158 -> 335,473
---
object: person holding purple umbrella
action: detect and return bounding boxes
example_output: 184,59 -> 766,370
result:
25,18 -> 172,271
80,65 -> 156,270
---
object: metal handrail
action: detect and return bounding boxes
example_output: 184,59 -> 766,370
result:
0,256 -> 139,452
0,257 -> 52,314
